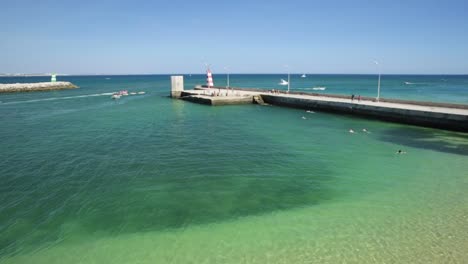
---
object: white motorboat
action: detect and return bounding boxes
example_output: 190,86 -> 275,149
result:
312,87 -> 326,91
278,79 -> 289,86
301,74 -> 306,78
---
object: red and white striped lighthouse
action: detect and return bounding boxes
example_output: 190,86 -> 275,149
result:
206,67 -> 214,88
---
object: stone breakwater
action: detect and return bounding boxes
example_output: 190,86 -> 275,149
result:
0,82 -> 78,93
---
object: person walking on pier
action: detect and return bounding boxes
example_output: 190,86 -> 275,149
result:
351,94 -> 355,101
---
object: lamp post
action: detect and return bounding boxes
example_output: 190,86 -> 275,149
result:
374,61 -> 381,102
285,64 -> 290,93
224,66 -> 230,88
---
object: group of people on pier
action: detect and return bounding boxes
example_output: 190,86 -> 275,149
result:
351,94 -> 362,102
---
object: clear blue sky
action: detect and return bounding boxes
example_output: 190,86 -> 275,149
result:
1,0 -> 467,74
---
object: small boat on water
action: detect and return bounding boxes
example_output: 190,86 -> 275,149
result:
301,74 -> 306,78
111,90 -> 128,99
278,79 -> 289,86
111,90 -> 143,99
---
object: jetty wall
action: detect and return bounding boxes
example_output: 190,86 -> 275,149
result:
180,91 -> 253,106
261,94 -> 468,132
0,82 -> 78,93
181,84 -> 468,132
201,85 -> 468,110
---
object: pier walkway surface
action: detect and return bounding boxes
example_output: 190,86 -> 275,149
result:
181,87 -> 468,132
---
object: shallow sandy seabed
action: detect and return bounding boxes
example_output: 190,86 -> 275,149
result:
4,186 -> 467,264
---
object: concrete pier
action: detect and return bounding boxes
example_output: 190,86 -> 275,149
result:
261,93 -> 468,132
186,88 -> 468,132
180,87 -> 259,106
169,75 -> 468,132
181,94 -> 253,106
0,82 -> 78,93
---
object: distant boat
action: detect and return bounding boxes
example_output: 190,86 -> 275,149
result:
301,74 -> 306,78
404,82 -> 413,85
312,86 -> 326,90
278,79 -> 289,85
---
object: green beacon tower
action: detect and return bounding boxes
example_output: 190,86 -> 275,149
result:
51,73 -> 57,82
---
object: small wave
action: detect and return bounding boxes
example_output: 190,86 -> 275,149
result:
296,87 -> 326,91
404,82 -> 425,85
312,87 -> 326,91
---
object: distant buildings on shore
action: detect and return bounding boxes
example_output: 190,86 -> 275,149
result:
0,73 -> 68,77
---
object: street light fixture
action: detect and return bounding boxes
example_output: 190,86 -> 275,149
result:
224,66 -> 230,89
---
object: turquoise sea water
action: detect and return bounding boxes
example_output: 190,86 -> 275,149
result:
1,75 -> 467,263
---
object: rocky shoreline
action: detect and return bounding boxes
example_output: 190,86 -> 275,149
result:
0,82 -> 78,93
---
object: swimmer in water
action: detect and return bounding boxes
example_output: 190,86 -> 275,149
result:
396,149 -> 407,154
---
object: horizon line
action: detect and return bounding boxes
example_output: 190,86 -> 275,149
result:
1,73 -> 468,76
